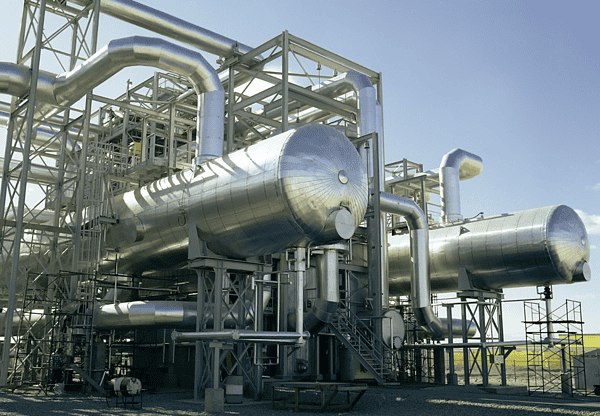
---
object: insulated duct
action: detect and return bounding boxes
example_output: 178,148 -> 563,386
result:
379,192 -> 444,339
439,148 -> 483,223
70,0 -> 255,59
303,244 -> 344,333
0,36 -> 224,162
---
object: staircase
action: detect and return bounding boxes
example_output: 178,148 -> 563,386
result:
329,308 -> 395,385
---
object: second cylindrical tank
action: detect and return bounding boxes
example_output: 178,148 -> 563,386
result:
388,205 -> 590,295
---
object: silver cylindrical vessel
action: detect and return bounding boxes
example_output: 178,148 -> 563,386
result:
103,124 -> 368,273
388,205 -> 590,295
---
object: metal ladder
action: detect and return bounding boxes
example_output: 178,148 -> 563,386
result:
328,306 -> 396,385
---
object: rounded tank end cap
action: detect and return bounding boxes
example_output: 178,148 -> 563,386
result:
331,209 -> 355,240
571,262 -> 591,283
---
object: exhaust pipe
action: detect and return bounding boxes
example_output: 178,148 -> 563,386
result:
379,192 -> 444,339
439,149 -> 483,224
0,36 -> 224,163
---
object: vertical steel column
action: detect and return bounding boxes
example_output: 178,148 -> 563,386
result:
281,31 -> 289,133
254,276 -> 264,399
70,94 -> 93,296
461,299 -> 469,385
70,0 -> 101,298
212,265 -> 225,389
479,297 -> 489,386
194,270 -> 205,401
168,103 -> 176,172
369,133 -> 383,344
150,73 -> 158,163
497,298 -> 507,386
1,0 -> 47,387
446,304 -> 456,384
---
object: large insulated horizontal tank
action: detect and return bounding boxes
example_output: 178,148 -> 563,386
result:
388,205 -> 591,295
103,124 -> 368,273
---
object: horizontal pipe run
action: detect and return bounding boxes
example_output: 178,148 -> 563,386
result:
69,0 -> 255,58
171,330 -> 310,344
402,338 -> 579,350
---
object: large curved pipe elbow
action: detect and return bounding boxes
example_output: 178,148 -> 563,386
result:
0,36 -> 224,163
379,192 -> 444,339
439,148 -> 483,224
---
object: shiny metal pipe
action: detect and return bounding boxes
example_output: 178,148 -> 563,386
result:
0,309 -> 45,336
304,244 -> 343,333
70,0 -> 255,58
417,317 -> 477,339
0,158 -> 76,185
309,71 -> 377,145
95,301 -> 197,329
388,205 -> 591,295
439,149 -> 483,223
95,290 -> 271,329
102,124 -> 367,273
0,36 -> 224,162
295,248 -> 306,340
0,100 -> 103,136
379,192 -> 444,339
171,330 -> 310,343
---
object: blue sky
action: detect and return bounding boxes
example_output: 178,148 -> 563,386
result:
1,1 -> 598,338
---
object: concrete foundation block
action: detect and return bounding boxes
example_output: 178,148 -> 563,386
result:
205,388 -> 224,413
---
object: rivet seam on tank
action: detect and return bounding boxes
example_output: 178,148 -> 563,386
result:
338,170 -> 348,184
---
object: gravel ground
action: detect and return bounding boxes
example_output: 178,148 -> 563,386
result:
2,384 -> 600,416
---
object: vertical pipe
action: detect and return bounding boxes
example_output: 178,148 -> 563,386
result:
121,81 -> 130,155
1,0 -> 47,387
212,343 -> 220,389
295,248 -> 306,342
281,31 -> 289,133
141,119 -> 148,162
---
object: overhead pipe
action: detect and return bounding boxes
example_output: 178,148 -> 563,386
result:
171,329 -> 310,344
0,157 -> 76,185
69,0 -> 255,59
439,148 -> 483,223
0,100 -> 103,138
378,191 -> 444,339
0,36 -> 224,163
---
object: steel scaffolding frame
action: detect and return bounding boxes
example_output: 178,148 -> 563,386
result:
525,299 -> 586,396
1,0 -> 386,396
0,0 -> 102,387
